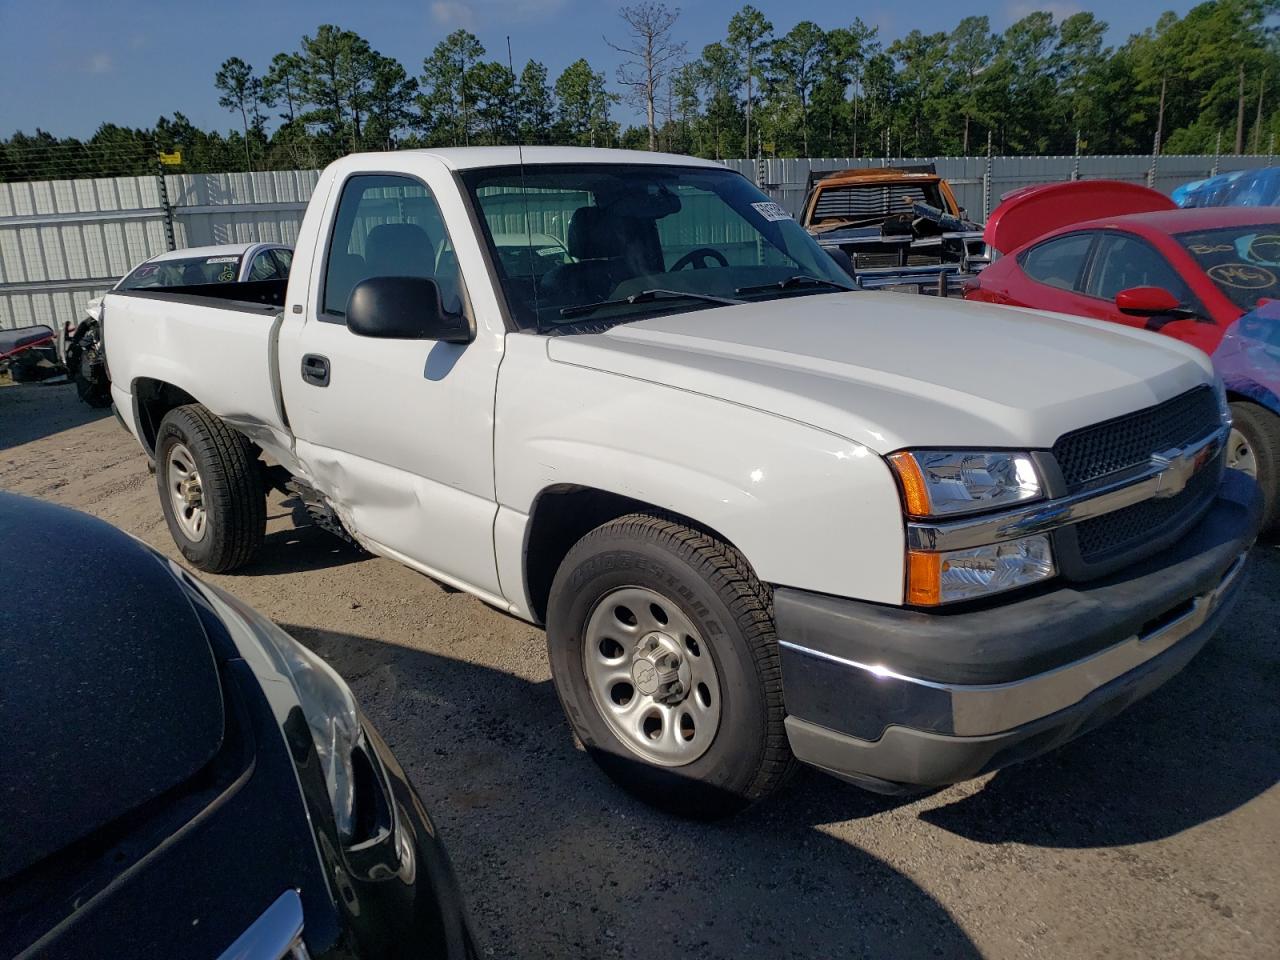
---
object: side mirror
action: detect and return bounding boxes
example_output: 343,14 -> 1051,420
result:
1115,286 -> 1184,316
346,276 -> 473,343
826,247 -> 856,279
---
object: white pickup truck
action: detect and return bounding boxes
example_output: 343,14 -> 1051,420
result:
102,147 -> 1262,817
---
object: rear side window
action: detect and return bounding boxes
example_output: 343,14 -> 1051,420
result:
1018,233 -> 1093,291
321,174 -> 462,321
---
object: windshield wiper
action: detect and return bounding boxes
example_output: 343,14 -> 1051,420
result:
734,275 -> 851,296
558,288 -> 742,320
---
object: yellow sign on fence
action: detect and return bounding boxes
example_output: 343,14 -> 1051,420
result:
158,151 -> 183,166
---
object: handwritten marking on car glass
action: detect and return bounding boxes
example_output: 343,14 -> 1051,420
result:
751,201 -> 792,222
1245,235 -> 1280,265
1207,263 -> 1277,289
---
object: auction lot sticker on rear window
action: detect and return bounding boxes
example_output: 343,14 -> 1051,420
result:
751,201 -> 792,222
205,256 -> 239,263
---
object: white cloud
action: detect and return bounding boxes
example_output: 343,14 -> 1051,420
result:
85,52 -> 113,74
429,0 -> 568,30
431,1 -> 475,28
1006,0 -> 1084,23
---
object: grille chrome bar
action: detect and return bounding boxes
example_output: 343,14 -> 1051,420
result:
906,426 -> 1228,553
216,889 -> 309,960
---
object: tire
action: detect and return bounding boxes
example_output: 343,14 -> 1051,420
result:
68,325 -> 112,408
1229,400 -> 1280,535
155,404 -> 266,572
546,513 -> 796,818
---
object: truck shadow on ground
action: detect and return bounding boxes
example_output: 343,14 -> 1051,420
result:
230,497 -> 368,575
283,622 -> 981,960
0,382 -> 111,451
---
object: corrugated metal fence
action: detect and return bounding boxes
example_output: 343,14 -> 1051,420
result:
2,155 -> 1275,331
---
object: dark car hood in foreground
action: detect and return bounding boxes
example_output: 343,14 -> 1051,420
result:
0,492 -> 224,882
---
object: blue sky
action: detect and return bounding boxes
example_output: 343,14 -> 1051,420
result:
0,0 -> 1197,137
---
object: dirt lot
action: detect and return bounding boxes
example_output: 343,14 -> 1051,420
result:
3,380 -> 1278,960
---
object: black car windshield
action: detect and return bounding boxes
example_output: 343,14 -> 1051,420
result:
118,254 -> 243,290
459,163 -> 856,332
1176,225 -> 1280,310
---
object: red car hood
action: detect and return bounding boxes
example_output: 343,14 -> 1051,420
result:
985,180 -> 1176,254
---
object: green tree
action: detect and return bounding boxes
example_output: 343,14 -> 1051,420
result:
727,4 -> 773,156
517,60 -> 555,144
365,55 -> 419,149
771,21 -> 826,154
469,62 -> 519,145
555,59 -> 618,146
419,30 -> 486,146
214,57 -> 266,168
264,52 -> 307,125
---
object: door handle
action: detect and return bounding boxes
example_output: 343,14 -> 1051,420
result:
301,353 -> 330,387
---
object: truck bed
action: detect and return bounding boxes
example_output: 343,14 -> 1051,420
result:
103,283 -> 294,464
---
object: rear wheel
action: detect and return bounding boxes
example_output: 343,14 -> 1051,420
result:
546,514 -> 796,818
155,404 -> 265,572
1228,401 -> 1280,535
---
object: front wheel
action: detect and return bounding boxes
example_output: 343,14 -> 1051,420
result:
546,514 -> 796,818
1228,401 -> 1280,534
68,324 -> 112,408
155,404 -> 266,572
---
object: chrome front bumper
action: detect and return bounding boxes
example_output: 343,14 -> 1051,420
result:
784,552 -> 1245,740
775,469 -> 1262,791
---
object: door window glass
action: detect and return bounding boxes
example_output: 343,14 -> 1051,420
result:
1086,233 -> 1189,302
321,174 -> 463,321
247,251 -> 283,281
1018,233 -> 1093,291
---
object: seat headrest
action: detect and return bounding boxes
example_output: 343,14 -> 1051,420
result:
365,222 -> 434,277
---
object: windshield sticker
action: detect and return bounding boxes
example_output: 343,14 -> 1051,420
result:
751,201 -> 792,222
1208,262 -> 1277,289
205,256 -> 240,264
133,264 -> 158,277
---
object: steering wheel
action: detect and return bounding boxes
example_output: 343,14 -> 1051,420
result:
671,247 -> 729,270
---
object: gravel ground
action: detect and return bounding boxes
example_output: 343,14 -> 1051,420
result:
3,380 -> 1278,960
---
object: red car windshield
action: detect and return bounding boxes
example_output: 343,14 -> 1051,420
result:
1176,225 -> 1280,310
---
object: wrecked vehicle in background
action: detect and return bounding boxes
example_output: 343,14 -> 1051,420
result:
0,324 -> 61,383
799,164 -> 986,292
63,242 -> 294,408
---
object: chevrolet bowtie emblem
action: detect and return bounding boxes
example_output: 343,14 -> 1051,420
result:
1151,434 -> 1221,498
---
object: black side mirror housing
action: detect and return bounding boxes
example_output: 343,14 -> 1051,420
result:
826,247 -> 856,279
346,276 -> 473,343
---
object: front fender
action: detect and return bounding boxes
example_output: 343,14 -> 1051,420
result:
495,340 -> 906,606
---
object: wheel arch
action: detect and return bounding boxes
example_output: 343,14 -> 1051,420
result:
522,484 -> 746,626
131,377 -> 201,457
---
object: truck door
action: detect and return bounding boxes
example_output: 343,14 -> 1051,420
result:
280,170 -> 505,601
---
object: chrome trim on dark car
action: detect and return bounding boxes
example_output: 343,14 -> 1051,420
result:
906,425 -> 1228,553
216,889 -> 309,960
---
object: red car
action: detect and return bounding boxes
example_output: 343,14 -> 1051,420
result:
966,180 -> 1280,532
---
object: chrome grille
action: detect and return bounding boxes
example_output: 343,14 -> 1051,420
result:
1073,457 -> 1220,562
1052,386 -> 1220,491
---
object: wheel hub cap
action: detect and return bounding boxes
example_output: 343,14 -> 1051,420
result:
631,632 -> 691,704
166,441 -> 208,542
581,586 -> 722,767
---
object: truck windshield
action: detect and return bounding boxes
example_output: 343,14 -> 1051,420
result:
118,255 -> 243,289
459,164 -> 856,332
1176,224 -> 1280,310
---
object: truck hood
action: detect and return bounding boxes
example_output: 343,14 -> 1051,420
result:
545,292 -> 1214,453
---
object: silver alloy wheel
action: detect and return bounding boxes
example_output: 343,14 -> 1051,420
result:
1227,426 -> 1259,479
581,586 -> 722,767
166,441 -> 208,541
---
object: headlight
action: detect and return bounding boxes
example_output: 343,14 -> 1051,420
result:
907,534 -> 1055,605
888,450 -> 1041,517
217,591 -> 362,841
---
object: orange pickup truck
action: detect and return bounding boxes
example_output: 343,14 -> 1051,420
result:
800,165 -> 985,289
